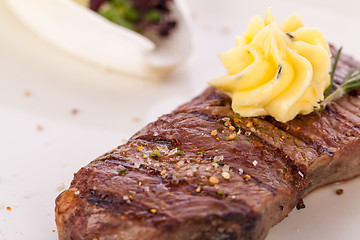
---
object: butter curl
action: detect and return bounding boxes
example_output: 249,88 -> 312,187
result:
208,8 -> 331,122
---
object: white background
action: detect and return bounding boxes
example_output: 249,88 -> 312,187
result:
1,0 -> 360,239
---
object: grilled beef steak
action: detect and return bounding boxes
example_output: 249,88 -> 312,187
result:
56,47 -> 360,240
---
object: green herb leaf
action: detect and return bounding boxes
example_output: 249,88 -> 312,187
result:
218,190 -> 225,195
149,149 -> 161,158
234,113 -> 241,119
197,151 -> 205,155
124,8 -> 140,22
118,168 -> 128,175
100,8 -> 136,30
145,9 -> 162,22
175,149 -> 185,155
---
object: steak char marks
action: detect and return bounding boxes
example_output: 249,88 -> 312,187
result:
56,47 -> 360,240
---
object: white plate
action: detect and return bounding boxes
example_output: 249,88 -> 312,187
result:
0,0 -> 359,239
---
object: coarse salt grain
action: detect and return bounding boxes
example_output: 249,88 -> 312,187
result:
169,148 -> 178,155
214,155 -> 224,162
222,117 -> 231,122
222,164 -> 230,172
157,145 -> 169,154
222,172 -> 230,180
238,168 -> 244,175
252,160 -> 258,166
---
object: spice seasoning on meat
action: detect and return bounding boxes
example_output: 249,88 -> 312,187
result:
243,174 -> 251,181
211,130 -> 218,136
150,209 -> 157,214
227,134 -> 236,140
160,169 -> 167,176
209,176 -> 220,184
149,149 -> 161,158
118,168 -> 128,176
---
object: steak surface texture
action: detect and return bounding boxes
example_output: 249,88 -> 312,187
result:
56,47 -> 360,240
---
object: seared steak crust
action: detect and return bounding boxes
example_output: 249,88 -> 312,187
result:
56,47 -> 360,240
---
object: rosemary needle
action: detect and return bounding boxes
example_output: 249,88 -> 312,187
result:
324,46 -> 342,98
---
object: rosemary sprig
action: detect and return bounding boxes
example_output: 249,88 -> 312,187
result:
319,47 -> 360,108
321,67 -> 360,107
